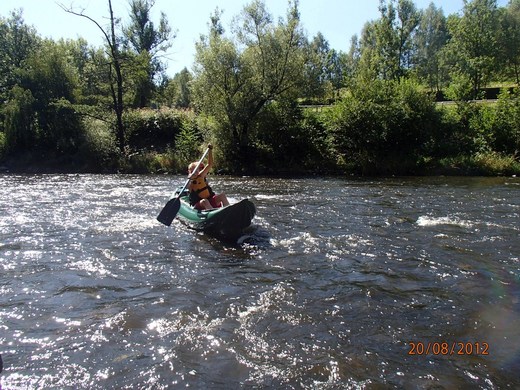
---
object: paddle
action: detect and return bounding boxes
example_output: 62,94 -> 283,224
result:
157,147 -> 210,226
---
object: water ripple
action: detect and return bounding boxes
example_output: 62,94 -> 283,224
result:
1,174 -> 519,388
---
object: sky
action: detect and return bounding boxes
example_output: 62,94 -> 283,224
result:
0,0 -> 511,77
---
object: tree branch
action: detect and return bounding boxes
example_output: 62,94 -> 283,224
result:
57,2 -> 114,52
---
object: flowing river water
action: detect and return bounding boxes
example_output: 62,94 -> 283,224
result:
0,174 -> 519,389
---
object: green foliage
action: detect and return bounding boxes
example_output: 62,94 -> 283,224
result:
0,10 -> 40,99
157,68 -> 193,108
79,119 -> 119,172
252,100 -> 329,173
21,40 -> 83,154
123,108 -> 194,151
0,131 -> 6,161
444,0 -> 499,98
193,0 -> 305,171
323,79 -> 439,174
123,0 -> 174,108
174,118 -> 203,167
302,33 -> 344,102
438,152 -> 520,175
444,71 -> 475,101
414,3 -> 449,91
431,89 -> 519,171
357,0 -> 420,81
3,86 -> 36,152
491,88 -> 520,155
497,0 -> 520,84
1,1 -> 520,176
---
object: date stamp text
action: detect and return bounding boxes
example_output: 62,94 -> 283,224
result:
408,341 -> 489,356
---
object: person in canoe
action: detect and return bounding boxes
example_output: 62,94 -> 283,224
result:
187,144 -> 230,210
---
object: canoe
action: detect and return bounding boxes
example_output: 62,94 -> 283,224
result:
175,189 -> 256,241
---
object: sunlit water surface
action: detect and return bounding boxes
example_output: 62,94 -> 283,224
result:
0,174 -> 519,389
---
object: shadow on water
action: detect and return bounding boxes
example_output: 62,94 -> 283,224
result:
190,223 -> 273,264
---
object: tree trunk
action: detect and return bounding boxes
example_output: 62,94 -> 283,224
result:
108,0 -> 126,154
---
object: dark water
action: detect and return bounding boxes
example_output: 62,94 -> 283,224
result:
1,174 -> 519,389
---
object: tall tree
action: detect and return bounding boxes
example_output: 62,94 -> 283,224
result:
303,32 -> 332,101
344,34 -> 361,87
60,0 -> 127,153
0,10 -> 40,151
375,0 -> 399,79
22,39 -> 83,153
358,0 -> 419,81
123,0 -> 174,107
444,0 -> 499,98
498,0 -> 520,85
395,0 -> 420,77
356,21 -> 379,82
302,33 -> 345,102
193,0 -> 305,171
414,3 -> 448,92
0,10 -> 40,106
172,68 -> 192,108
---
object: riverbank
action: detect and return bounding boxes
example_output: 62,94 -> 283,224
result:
2,150 -> 519,177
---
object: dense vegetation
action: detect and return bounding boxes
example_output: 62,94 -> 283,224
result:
1,0 -> 519,175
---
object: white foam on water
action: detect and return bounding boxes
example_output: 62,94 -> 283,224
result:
416,215 -> 473,228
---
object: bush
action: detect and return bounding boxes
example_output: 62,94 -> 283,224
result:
78,119 -> 119,172
123,108 -> 195,152
438,152 -> 520,176
247,100 -> 330,174
174,120 -> 203,169
493,88 -> 520,156
122,150 -> 179,174
322,79 -> 440,174
0,131 -> 6,161
3,86 -> 36,153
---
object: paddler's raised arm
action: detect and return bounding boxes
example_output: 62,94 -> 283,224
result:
203,144 -> 214,175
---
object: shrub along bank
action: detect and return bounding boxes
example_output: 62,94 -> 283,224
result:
1,83 -> 519,176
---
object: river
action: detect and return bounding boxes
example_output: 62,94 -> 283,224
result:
0,174 -> 519,389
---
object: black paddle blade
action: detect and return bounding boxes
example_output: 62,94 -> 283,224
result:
157,198 -> 180,226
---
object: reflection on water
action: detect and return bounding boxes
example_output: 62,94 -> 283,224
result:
0,174 -> 519,388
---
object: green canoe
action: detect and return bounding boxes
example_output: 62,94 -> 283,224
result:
175,189 -> 256,241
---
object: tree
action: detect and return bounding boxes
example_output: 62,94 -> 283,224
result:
60,0 -> 127,153
444,0 -> 499,98
302,33 -> 345,102
0,10 -> 40,126
173,68 -> 192,108
395,0 -> 420,77
3,86 -> 35,152
414,3 -> 448,92
375,0 -> 399,79
22,39 -> 83,153
156,67 -> 192,108
356,0 -> 419,81
376,0 -> 420,80
344,34 -> 361,87
325,79 -> 439,174
3,38 -> 83,155
192,0 -> 305,171
123,0 -> 174,107
355,21 -> 379,82
0,10 -> 40,151
0,10 -> 40,85
302,33 -> 331,101
498,0 -> 520,85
